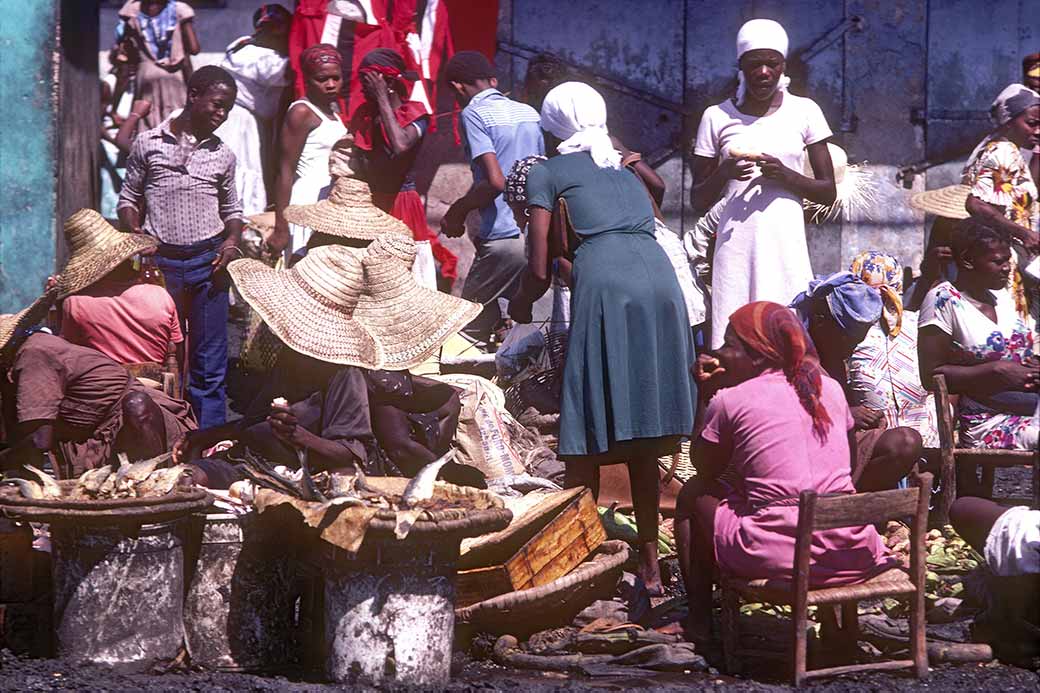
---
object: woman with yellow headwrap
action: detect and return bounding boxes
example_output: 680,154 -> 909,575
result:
846,250 -> 940,448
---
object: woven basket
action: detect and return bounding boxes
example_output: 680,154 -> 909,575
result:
237,257 -> 284,372
0,483 -> 212,525
455,539 -> 630,637
658,439 -> 695,483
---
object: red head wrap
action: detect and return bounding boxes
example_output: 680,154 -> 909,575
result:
728,301 -> 833,439
300,43 -> 342,78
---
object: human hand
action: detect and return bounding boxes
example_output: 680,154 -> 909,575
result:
994,360 -> 1040,391
440,203 -> 467,238
268,400 -> 302,446
360,71 -> 389,100
758,154 -> 795,186
692,353 -> 727,384
130,99 -> 152,119
851,405 -> 885,430
265,217 -> 291,254
719,157 -> 755,182
211,239 -> 242,276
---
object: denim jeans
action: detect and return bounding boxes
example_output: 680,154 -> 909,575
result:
154,235 -> 228,427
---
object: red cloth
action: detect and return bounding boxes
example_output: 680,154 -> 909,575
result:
728,301 -> 832,438
372,190 -> 458,281
61,283 -> 183,365
288,0 -> 328,98
350,99 -> 428,151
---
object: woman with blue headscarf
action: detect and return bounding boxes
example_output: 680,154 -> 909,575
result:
791,272 -> 924,492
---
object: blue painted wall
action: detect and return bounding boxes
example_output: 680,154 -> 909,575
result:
0,2 -> 59,313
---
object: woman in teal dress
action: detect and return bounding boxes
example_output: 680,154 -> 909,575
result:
509,82 -> 696,592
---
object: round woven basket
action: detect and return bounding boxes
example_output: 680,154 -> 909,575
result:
0,482 -> 212,525
455,540 -> 631,636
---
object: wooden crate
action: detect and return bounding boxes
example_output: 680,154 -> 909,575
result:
455,489 -> 605,608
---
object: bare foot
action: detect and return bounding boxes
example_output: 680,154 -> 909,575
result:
638,540 -> 664,596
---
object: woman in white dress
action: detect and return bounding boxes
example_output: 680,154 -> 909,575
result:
216,4 -> 292,216
691,18 -> 836,349
270,43 -> 348,259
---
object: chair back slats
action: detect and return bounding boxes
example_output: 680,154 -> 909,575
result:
806,488 -> 920,530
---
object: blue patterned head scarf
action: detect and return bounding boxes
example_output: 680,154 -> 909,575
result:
790,271 -> 883,334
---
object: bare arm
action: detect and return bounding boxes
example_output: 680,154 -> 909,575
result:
691,436 -> 728,483
965,195 -> 1040,251
181,19 -> 201,56
0,421 -> 55,472
362,73 -> 421,157
270,104 -> 319,252
690,155 -> 752,215
441,153 -> 506,237
918,324 -> 1039,394
758,139 -> 836,205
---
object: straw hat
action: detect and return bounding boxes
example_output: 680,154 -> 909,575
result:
354,234 -> 481,370
283,176 -> 414,241
0,291 -> 57,361
909,184 -> 970,219
57,209 -> 159,299
227,246 -> 383,368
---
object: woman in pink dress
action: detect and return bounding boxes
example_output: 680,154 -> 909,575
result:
675,301 -> 897,644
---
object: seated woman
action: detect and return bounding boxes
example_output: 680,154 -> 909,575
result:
676,302 -> 898,644
918,221 -> 1038,452
791,272 -> 923,492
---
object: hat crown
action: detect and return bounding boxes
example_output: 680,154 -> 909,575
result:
64,209 -> 116,255
366,233 -> 417,269
293,245 -> 365,312
328,176 -> 374,206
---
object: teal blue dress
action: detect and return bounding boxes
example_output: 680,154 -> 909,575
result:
526,152 -> 696,457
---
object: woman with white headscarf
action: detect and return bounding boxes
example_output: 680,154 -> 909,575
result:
692,18 -> 836,350
509,82 -> 696,595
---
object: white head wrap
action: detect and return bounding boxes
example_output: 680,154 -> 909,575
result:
539,82 -> 621,169
735,19 -> 791,105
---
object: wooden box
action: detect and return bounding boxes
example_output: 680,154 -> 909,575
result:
455,488 -> 606,608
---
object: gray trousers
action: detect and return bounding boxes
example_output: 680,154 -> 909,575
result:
460,234 -> 527,342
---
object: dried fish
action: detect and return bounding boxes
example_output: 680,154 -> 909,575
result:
401,449 -> 455,509
125,452 -> 173,482
76,465 -> 113,497
4,478 -> 45,500
22,465 -> 62,499
136,465 -> 189,497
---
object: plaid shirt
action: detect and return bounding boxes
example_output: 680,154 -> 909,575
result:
118,121 -> 243,246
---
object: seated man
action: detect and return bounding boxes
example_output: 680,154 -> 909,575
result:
678,302 -> 898,644
54,209 -> 182,369
0,296 -> 196,478
791,272 -> 924,492
918,221 -> 1038,453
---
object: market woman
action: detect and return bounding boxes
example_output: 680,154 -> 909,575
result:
509,82 -> 696,594
691,18 -> 835,348
962,84 -> 1039,321
270,43 -> 348,260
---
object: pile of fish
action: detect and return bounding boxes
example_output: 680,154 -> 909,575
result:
2,452 -> 192,501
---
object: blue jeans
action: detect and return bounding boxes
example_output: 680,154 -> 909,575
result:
154,235 -> 228,427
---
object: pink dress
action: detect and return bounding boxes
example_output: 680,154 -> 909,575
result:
702,370 -> 897,586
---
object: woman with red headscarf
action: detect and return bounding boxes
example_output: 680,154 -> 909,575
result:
352,47 -> 458,288
675,302 -> 896,645
270,43 -> 347,260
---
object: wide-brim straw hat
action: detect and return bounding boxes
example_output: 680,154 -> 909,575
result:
283,177 -> 414,241
354,234 -> 481,370
57,209 -> 159,299
0,290 -> 57,360
228,245 -> 383,368
909,184 -> 970,219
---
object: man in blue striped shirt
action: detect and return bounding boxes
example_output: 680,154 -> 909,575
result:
441,51 -> 545,346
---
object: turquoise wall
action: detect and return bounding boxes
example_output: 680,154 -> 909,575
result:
0,2 -> 58,313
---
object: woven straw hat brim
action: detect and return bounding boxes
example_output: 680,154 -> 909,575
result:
354,254 -> 481,370
909,184 -> 970,219
246,212 -> 276,233
58,229 -> 158,299
0,292 -> 57,358
283,198 -> 414,241
228,259 -> 384,368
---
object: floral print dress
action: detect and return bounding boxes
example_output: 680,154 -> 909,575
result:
920,281 -> 1038,450
962,138 -> 1039,320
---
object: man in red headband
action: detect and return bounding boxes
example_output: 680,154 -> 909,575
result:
351,47 -> 458,288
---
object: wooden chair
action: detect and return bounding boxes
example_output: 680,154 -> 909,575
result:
931,374 -> 1037,524
125,341 -> 181,399
720,472 -> 932,686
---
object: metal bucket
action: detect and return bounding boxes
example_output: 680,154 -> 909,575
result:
183,511 -> 296,672
51,521 -> 184,670
323,538 -> 458,687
